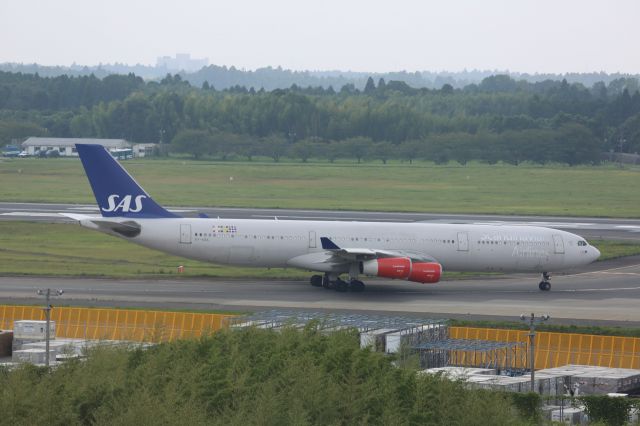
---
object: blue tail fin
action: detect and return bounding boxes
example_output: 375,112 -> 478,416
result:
76,144 -> 179,218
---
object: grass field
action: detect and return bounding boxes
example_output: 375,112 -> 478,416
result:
0,222 -> 637,279
1,157 -> 640,217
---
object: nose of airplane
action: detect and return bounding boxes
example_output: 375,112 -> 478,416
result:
591,246 -> 601,261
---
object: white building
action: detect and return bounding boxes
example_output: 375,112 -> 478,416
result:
132,143 -> 157,158
21,138 -> 130,157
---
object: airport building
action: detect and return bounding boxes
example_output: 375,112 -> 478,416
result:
20,137 -> 156,157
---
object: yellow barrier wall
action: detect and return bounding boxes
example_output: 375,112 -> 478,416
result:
2,305 -> 638,369
450,326 -> 640,370
0,305 -> 235,343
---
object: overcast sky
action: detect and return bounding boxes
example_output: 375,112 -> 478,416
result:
1,0 -> 638,73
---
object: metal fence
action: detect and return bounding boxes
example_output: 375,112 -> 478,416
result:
451,327 -> 640,370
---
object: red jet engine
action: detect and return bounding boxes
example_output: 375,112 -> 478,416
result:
361,258 -> 442,283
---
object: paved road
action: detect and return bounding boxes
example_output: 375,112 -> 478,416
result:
2,202 -> 640,241
2,256 -> 640,326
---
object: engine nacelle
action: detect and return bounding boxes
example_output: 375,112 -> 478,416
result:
408,262 -> 442,284
361,257 -> 411,279
361,258 -> 442,284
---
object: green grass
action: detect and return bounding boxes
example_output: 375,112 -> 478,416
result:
0,222 -> 637,279
1,157 -> 640,217
588,239 -> 640,260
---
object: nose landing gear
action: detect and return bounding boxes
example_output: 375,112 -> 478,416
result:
539,272 -> 551,291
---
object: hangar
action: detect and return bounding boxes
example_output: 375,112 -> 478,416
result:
20,137 -> 155,157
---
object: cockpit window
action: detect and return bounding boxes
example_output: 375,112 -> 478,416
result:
577,240 -> 588,246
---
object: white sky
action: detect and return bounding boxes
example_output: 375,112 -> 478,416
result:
1,0 -> 638,73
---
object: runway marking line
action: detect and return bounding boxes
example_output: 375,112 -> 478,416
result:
0,212 -> 64,217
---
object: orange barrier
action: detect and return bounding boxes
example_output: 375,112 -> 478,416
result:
1,305 -> 638,369
0,305 -> 235,343
450,327 -> 640,370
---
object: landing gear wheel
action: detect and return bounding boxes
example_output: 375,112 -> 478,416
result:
539,272 -> 551,291
334,279 -> 348,292
322,274 -> 332,289
310,275 -> 323,287
349,280 -> 365,292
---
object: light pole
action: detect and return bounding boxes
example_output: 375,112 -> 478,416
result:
36,288 -> 64,367
520,312 -> 550,392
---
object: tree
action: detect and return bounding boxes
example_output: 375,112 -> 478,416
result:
0,120 -> 47,144
170,129 -> 214,159
69,108 -> 95,137
288,139 -> 317,162
580,395 -> 636,426
259,134 -> 288,162
555,122 -> 601,165
440,84 -> 454,95
364,77 -> 376,94
370,141 -> 394,164
322,141 -> 342,163
398,139 -> 423,164
234,135 -> 260,161
341,137 -> 371,163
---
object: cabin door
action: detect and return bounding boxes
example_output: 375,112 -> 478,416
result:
552,234 -> 564,254
308,231 -> 317,248
180,224 -> 192,244
457,232 -> 469,251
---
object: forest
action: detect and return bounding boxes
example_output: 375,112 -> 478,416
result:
1,70 -> 640,165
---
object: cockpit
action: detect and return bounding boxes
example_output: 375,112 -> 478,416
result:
577,240 -> 588,247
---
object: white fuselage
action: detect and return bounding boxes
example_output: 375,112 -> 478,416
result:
85,218 -> 600,274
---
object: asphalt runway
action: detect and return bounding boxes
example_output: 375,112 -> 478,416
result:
2,256 -> 640,326
2,202 -> 640,242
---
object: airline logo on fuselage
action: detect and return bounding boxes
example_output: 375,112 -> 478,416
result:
102,194 -> 147,213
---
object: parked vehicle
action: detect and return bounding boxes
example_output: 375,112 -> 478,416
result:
2,145 -> 21,157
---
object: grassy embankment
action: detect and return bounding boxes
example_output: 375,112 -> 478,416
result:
1,157 -> 640,217
0,221 -> 638,279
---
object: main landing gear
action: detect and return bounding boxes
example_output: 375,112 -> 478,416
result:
309,274 -> 365,292
538,272 -> 551,291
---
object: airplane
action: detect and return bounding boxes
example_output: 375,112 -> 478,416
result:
64,144 -> 600,292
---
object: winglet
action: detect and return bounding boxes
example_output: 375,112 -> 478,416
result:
320,237 -> 340,250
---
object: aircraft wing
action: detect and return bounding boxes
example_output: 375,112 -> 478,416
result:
320,237 -> 437,263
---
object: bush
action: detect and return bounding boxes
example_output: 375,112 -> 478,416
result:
511,392 -> 542,422
0,327 -> 530,425
580,395 -> 636,426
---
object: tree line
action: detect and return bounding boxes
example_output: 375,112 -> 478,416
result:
1,71 -> 640,164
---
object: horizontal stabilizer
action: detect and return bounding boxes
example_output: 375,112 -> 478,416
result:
60,213 -> 141,237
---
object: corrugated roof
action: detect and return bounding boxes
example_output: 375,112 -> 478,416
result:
21,137 -> 130,148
